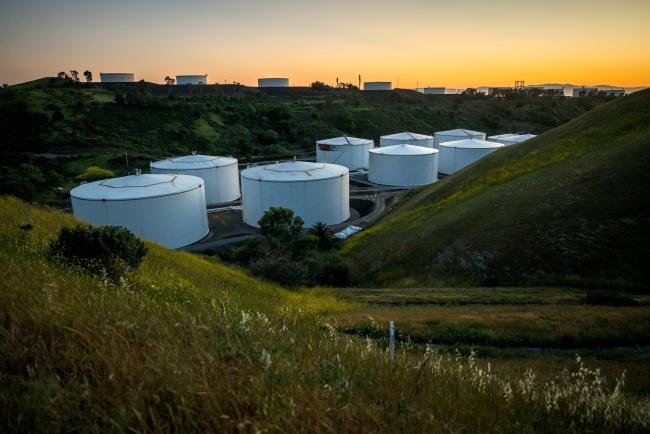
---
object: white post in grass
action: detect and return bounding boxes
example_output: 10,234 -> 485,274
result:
389,320 -> 395,362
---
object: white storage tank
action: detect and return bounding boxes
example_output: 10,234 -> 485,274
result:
176,74 -> 208,85
380,132 -> 434,148
240,161 -> 349,228
488,133 -> 537,146
316,136 -> 373,171
423,87 -> 445,95
369,144 -> 438,187
258,78 -> 289,87
364,81 -> 392,91
99,73 -> 135,83
438,139 -> 504,175
150,154 -> 239,206
433,128 -> 486,149
70,173 -> 209,249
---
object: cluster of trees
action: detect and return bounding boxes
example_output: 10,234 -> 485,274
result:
222,208 -> 350,287
57,70 -> 93,84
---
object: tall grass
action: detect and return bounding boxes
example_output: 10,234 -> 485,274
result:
1,197 -> 649,432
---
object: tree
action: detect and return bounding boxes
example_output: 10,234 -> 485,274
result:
69,70 -> 80,83
164,76 -> 175,85
258,207 -> 304,243
309,222 -> 336,250
310,81 -> 332,91
57,71 -> 67,79
48,225 -> 148,284
83,70 -> 93,83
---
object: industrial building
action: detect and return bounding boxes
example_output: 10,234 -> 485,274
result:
380,132 -> 434,148
438,139 -> 503,175
240,161 -> 349,228
363,82 -> 392,91
150,154 -> 240,206
423,87 -> 445,95
258,78 -> 289,87
99,73 -> 135,83
176,75 -> 208,85
316,136 -> 374,171
572,86 -> 598,97
369,144 -> 438,187
433,128 -> 486,149
70,173 -> 209,248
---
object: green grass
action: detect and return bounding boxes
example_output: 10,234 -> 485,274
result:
344,89 -> 650,289
2,197 -> 650,432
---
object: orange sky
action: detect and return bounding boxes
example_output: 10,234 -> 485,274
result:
1,0 -> 649,87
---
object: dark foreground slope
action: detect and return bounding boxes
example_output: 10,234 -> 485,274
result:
3,197 -> 649,433
344,89 -> 650,289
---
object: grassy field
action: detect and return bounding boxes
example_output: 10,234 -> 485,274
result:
0,77 -> 611,206
2,196 -> 650,432
344,88 -> 650,289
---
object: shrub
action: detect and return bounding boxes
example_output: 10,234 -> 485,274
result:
76,166 -> 114,181
250,256 -> 308,287
51,110 -> 64,122
256,129 -> 280,145
48,225 -> 148,284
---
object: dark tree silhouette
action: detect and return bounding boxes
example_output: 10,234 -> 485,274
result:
83,70 -> 93,83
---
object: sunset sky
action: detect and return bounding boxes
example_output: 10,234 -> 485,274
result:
1,0 -> 649,88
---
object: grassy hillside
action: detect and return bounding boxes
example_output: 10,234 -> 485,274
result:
343,89 -> 650,289
2,196 -> 649,432
0,77 -> 610,205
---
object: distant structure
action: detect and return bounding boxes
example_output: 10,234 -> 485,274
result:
433,128 -> 486,149
176,75 -> 208,85
423,87 -> 445,95
364,81 -> 392,91
150,154 -> 239,206
258,78 -> 289,87
369,144 -> 439,187
488,133 -> 537,146
572,86 -> 598,97
380,132 -> 433,148
514,80 -> 525,90
316,136 -> 374,171
438,139 -> 504,175
602,89 -> 625,97
99,72 -> 135,83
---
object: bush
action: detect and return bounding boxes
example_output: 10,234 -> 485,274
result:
48,225 -> 148,284
51,110 -> 64,122
250,256 -> 308,287
256,129 -> 279,145
76,166 -> 115,181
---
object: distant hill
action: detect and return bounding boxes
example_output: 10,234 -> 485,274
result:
0,76 -> 612,205
343,89 -> 650,290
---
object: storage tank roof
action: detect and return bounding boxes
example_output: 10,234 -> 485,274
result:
370,144 -> 437,156
488,133 -> 518,140
381,132 -> 433,140
439,139 -> 504,149
71,174 -> 204,201
151,154 -> 237,170
435,128 -> 484,137
241,161 -> 348,182
316,136 -> 373,146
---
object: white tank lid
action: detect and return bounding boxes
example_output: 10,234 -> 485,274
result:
71,173 -> 204,201
317,136 -> 373,146
439,139 -> 504,149
381,132 -> 433,140
151,154 -> 237,170
241,161 -> 348,182
370,144 -> 437,155
434,128 -> 484,137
